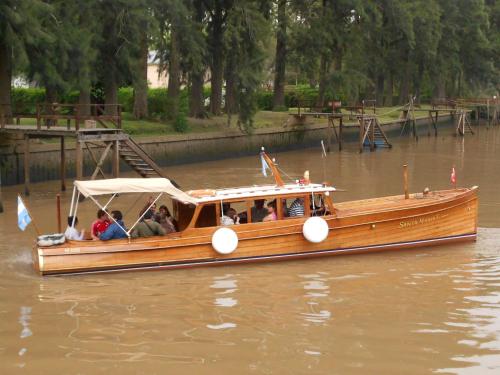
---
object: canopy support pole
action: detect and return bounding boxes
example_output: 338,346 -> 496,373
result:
69,186 -> 76,218
71,192 -> 80,228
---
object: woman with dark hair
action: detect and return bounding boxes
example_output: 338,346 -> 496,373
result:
156,205 -> 177,233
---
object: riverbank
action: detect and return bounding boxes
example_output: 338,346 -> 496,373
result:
0,111 -> 454,186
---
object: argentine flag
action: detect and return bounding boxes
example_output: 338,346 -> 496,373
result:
260,154 -> 270,177
18,196 -> 32,231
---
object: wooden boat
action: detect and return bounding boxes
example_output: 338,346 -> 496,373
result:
32,151 -> 478,275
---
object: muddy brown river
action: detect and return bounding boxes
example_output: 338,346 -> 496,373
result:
1,124 -> 499,374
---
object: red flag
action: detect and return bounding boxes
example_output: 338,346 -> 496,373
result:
450,167 -> 456,185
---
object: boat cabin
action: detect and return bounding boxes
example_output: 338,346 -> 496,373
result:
178,183 -> 336,230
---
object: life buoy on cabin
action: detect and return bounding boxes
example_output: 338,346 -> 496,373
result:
302,217 -> 329,243
211,227 -> 238,255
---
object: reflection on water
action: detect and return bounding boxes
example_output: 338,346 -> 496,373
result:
0,124 -> 500,373
208,274 -> 238,329
300,273 -> 331,324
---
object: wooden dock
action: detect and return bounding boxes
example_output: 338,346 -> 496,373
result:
0,103 -> 169,197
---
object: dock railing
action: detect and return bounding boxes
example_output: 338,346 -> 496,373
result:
34,103 -> 122,131
1,103 -> 122,131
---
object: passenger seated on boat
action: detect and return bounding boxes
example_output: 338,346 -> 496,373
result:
289,198 -> 305,217
262,201 -> 277,222
64,216 -> 85,241
91,209 -> 111,240
251,199 -> 268,222
140,197 -> 157,218
156,205 -> 177,233
131,210 -> 166,238
100,211 -> 128,240
221,208 -> 240,226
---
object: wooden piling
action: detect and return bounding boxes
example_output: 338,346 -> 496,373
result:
0,171 -> 3,213
56,194 -> 62,233
60,136 -> 66,191
24,134 -> 30,196
403,164 -> 409,199
75,138 -> 83,181
112,140 -> 120,178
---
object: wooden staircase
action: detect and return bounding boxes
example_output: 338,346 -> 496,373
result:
119,137 -> 164,178
358,116 -> 392,152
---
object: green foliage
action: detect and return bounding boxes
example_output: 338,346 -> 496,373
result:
174,112 -> 189,133
118,87 -> 134,113
11,88 -> 45,114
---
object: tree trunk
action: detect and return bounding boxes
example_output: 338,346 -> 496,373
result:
272,0 -> 287,110
209,4 -> 224,115
189,72 -> 205,118
133,27 -> 149,119
104,71 -> 118,116
189,0 -> 206,118
384,72 -> 393,106
399,60 -> 411,105
78,86 -> 91,117
376,74 -> 384,107
225,37 -> 238,117
434,74 -> 446,99
413,63 -> 424,104
0,42 -> 12,122
167,26 -> 181,120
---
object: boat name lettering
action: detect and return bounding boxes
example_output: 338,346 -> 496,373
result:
399,213 -> 447,228
63,248 -> 81,254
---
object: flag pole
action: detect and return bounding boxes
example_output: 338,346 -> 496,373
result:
18,194 -> 41,236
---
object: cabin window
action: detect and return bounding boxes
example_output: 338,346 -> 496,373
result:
247,198 -> 279,223
221,201 -> 249,225
173,201 -> 196,231
310,193 -> 327,216
195,204 -> 217,228
282,195 -> 309,218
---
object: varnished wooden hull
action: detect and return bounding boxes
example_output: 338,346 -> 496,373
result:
34,187 -> 478,275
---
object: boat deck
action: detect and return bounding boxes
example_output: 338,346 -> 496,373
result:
334,188 -> 470,217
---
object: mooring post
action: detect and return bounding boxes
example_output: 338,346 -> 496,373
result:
358,117 -> 364,153
56,194 -> 62,233
112,139 -> 120,178
60,136 -> 66,191
0,170 -> 4,213
403,164 -> 409,199
24,134 -> 30,196
75,137 -> 83,181
339,116 -> 343,151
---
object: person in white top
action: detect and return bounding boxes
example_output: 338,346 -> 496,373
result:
64,216 -> 85,240
221,208 -> 240,226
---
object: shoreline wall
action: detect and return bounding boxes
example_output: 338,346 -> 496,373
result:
0,114 -> 453,186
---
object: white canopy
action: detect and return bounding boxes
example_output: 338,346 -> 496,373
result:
74,178 -> 197,204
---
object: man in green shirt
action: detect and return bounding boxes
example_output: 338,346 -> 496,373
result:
131,210 -> 166,238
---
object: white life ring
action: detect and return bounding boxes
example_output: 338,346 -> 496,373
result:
211,227 -> 238,255
302,217 -> 329,243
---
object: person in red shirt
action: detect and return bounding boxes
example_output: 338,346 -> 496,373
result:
91,209 -> 110,240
